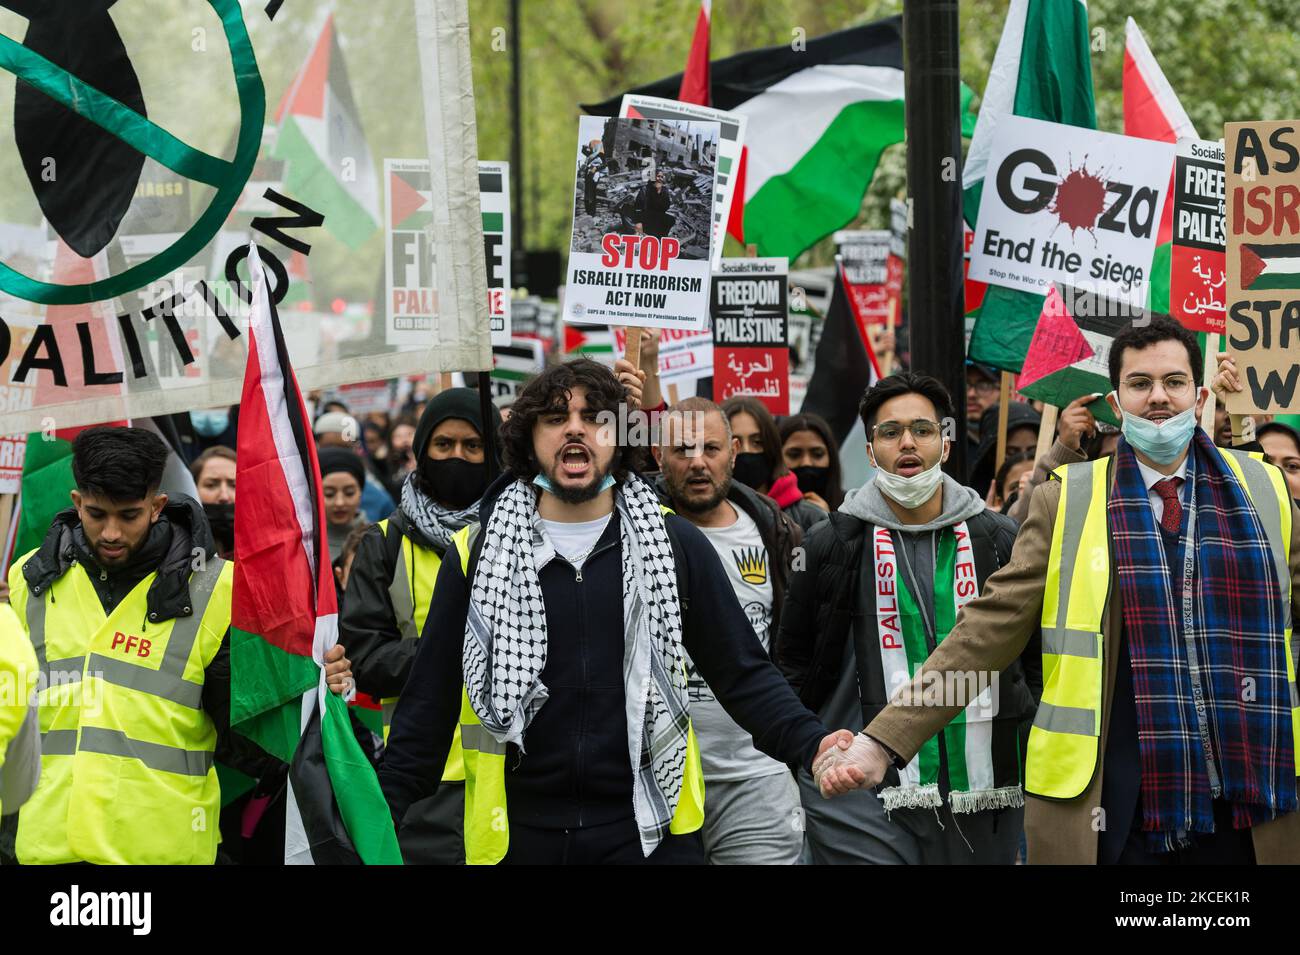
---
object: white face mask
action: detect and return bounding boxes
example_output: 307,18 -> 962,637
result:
869,449 -> 945,509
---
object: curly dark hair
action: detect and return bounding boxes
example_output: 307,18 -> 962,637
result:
499,358 -> 634,482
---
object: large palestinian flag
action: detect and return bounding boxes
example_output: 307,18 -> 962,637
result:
1123,16 -> 1197,315
272,14 -> 380,249
230,245 -> 400,865
586,17 -> 977,262
964,0 -> 1096,374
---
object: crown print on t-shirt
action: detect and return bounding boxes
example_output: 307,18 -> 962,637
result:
732,546 -> 768,585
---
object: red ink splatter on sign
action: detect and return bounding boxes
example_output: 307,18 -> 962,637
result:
1050,163 -> 1108,236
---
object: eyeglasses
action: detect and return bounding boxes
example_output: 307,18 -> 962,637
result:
1120,374 -> 1192,398
968,379 -> 999,395
871,419 -> 942,444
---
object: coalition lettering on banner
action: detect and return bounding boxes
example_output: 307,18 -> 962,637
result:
1225,121 -> 1300,414
0,2 -> 489,434
386,159 -> 510,347
1170,138 -> 1227,334
619,95 -> 746,272
968,115 -> 1175,304
564,116 -> 718,332
711,256 -> 789,414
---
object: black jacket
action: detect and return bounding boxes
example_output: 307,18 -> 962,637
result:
21,497 -> 269,776
652,475 -> 803,646
775,508 -> 1041,724
378,475 -> 829,829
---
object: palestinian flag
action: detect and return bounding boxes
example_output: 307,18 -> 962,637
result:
1123,16 -> 1197,314
564,324 -> 616,367
272,14 -> 380,249
965,0 -> 1096,374
586,17 -> 977,262
802,262 -> 882,445
678,0 -> 711,106
230,244 -> 401,865
1017,284 -> 1141,426
1240,244 -> 1300,290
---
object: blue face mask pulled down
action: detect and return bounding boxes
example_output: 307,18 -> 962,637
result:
533,473 -> 616,494
190,409 -> 230,438
1115,398 -> 1198,465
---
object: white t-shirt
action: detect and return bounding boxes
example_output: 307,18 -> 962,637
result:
688,504 -> 786,782
541,514 -> 612,571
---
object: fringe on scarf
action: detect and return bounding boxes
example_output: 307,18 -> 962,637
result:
879,783 -> 943,812
949,785 -> 1024,815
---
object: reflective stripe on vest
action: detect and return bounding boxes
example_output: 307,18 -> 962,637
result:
376,521 -> 465,781
1029,449 -> 1297,799
449,518 -> 706,864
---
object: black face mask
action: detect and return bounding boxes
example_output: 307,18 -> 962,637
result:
792,465 -> 830,499
731,452 -> 771,491
419,456 -> 488,510
202,502 -> 235,549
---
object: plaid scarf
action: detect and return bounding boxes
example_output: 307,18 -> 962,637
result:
1110,432 -> 1296,851
463,474 -> 690,856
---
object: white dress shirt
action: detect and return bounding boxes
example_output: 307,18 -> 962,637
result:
1134,455 -> 1189,525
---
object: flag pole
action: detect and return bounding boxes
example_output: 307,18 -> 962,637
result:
478,372 -> 500,481
903,0 -> 966,478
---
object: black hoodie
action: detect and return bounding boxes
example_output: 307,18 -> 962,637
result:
21,495 -> 269,776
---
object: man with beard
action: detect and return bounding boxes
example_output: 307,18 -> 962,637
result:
651,397 -> 805,864
379,360 -> 853,864
7,427 -> 352,864
343,388 -> 492,864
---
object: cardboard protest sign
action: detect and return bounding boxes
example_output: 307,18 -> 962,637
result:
564,116 -> 718,332
968,115 -> 1175,304
613,326 -> 713,387
1170,139 -> 1227,334
1017,284 -> 1143,426
1225,121 -> 1300,413
619,95 -> 746,271
711,257 -> 789,413
386,159 -> 511,347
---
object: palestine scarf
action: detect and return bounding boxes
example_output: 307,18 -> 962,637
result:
1110,432 -> 1296,852
874,521 -> 1024,813
462,473 -> 690,856
398,470 -> 478,553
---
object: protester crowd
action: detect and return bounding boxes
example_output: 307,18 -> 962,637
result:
4,312 -> 1300,866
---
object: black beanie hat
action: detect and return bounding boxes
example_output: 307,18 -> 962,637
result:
317,447 -> 366,488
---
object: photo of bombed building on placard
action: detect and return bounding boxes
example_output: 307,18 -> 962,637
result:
571,115 -> 718,261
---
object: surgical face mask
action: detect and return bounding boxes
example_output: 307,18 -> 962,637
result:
1114,395 -> 1198,465
533,473 -> 616,495
191,409 -> 229,438
868,446 -> 945,510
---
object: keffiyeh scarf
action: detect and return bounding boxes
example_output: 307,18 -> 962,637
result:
1110,432 -> 1296,852
399,471 -> 479,552
462,473 -> 690,856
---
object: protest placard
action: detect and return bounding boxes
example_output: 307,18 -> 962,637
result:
619,95 -> 745,271
564,116 -> 718,333
491,337 -> 545,400
1170,138 -> 1227,334
613,326 -> 713,387
711,257 -> 789,413
1225,121 -> 1300,414
835,230 -> 895,326
386,159 -> 511,347
968,115 -> 1175,304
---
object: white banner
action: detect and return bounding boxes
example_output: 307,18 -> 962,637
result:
968,115 -> 1175,304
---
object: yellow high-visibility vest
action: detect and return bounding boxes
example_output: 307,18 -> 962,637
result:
8,550 -> 231,864
375,518 -> 464,782
1028,447 -> 1295,799
450,519 -> 705,864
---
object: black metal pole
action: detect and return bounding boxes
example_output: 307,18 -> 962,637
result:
509,0 -> 528,288
478,373 -> 500,480
903,0 -> 967,479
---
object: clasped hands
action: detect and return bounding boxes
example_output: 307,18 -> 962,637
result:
813,730 -> 893,798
